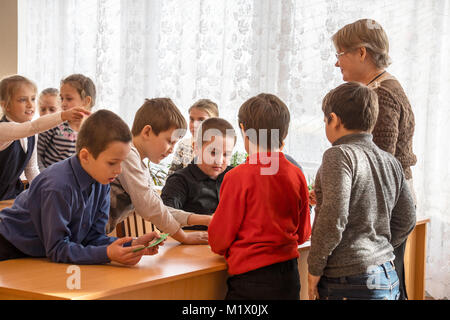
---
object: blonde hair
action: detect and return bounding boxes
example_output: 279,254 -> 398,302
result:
61,74 -> 96,110
188,99 -> 219,117
39,87 -> 60,104
0,75 -> 37,113
332,19 -> 392,69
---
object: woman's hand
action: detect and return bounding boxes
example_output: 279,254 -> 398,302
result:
309,189 -> 317,206
308,273 -> 321,300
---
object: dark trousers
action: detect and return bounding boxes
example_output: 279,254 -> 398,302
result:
225,258 -> 300,300
393,240 -> 408,300
0,233 -> 27,261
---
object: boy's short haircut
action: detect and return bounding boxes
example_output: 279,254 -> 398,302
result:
131,98 -> 187,137
189,99 -> 219,117
322,82 -> 379,132
195,117 -> 237,147
238,93 -> 290,150
61,74 -> 96,110
76,109 -> 132,159
0,75 -> 37,110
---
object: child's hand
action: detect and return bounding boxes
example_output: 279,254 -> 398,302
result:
309,189 -> 317,206
107,237 -> 147,266
171,229 -> 208,245
187,214 -> 212,226
183,231 -> 209,245
133,231 -> 165,255
61,107 -> 91,122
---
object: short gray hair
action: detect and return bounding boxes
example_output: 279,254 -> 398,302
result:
332,19 -> 392,69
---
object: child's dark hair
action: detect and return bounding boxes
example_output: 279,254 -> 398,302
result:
61,74 -> 96,110
76,110 -> 131,159
195,117 -> 237,147
322,82 -> 379,132
131,98 -> 187,137
238,93 -> 290,150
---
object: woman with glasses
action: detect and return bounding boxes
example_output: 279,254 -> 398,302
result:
331,19 -> 417,300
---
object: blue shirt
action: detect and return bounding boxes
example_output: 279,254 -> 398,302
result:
0,156 -> 117,264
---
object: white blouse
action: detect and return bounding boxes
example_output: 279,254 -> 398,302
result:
0,112 -> 63,182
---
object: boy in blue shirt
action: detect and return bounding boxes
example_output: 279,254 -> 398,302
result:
0,110 -> 163,265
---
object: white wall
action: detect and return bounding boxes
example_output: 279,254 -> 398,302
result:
0,0 -> 18,78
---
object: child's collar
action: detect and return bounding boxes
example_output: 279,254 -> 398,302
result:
332,132 -> 373,146
246,151 -> 284,164
72,155 -> 98,191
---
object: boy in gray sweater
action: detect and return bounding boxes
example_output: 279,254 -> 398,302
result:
307,82 -> 416,300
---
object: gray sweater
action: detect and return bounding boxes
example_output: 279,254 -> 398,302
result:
308,133 -> 416,278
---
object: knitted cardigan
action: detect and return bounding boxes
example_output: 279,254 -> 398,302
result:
370,74 -> 417,179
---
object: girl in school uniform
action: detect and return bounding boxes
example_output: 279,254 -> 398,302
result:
37,88 -> 62,170
0,75 -> 90,201
37,74 -> 96,169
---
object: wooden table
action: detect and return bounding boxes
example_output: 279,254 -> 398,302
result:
0,199 -> 430,300
404,218 -> 430,300
0,239 -> 228,300
296,219 -> 430,300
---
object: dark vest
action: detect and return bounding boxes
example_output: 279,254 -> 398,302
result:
0,116 -> 35,200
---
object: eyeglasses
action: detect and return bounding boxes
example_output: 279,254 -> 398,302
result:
335,51 -> 346,59
335,47 -> 361,59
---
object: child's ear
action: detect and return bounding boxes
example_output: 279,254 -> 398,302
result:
328,112 -> 344,130
141,125 -> 153,139
239,123 -> 247,139
83,96 -> 92,109
78,148 -> 91,164
327,112 -> 338,124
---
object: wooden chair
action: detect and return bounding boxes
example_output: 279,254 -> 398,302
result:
0,199 -> 14,210
115,211 -> 155,238
22,180 -> 29,190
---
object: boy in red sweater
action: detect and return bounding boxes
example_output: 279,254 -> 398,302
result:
208,93 -> 311,300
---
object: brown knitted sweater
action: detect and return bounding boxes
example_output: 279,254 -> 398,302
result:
370,75 -> 417,179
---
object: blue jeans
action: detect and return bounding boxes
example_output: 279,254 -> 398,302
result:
318,261 -> 400,300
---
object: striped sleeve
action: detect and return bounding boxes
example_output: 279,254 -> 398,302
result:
38,124 -> 77,168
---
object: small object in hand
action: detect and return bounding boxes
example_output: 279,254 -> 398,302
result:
132,233 -> 169,253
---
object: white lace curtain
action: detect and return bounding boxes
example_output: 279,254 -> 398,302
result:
18,0 -> 449,299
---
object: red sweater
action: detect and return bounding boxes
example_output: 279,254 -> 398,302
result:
208,152 -> 311,275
